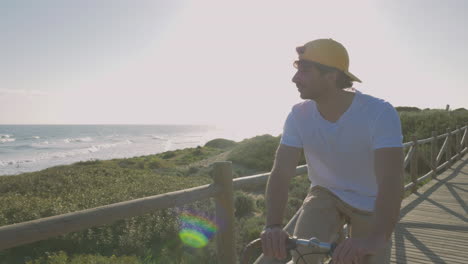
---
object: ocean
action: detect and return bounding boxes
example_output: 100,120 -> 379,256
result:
0,125 -> 280,176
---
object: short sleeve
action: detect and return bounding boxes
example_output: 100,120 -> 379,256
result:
372,104 -> 403,149
280,110 -> 303,148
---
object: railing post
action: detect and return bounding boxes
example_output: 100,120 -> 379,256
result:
446,128 -> 452,165
456,126 -> 461,158
464,124 -> 468,150
213,161 -> 237,264
464,123 -> 468,148
410,136 -> 419,193
430,131 -> 437,179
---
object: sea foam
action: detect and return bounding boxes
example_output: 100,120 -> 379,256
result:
0,138 -> 15,143
64,137 -> 93,143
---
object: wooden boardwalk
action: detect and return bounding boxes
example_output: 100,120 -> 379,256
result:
391,156 -> 468,264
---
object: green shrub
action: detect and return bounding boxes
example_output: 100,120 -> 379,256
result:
234,192 -> 255,218
236,216 -> 264,261
255,197 -> 265,212
161,151 -> 176,159
227,135 -> 280,171
187,166 -> 199,175
76,159 -> 101,166
25,251 -> 141,264
193,146 -> 203,156
118,160 -> 136,169
395,106 -> 421,112
204,138 -> 237,149
147,158 -> 171,170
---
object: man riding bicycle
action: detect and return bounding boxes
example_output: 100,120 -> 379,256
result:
261,39 -> 404,264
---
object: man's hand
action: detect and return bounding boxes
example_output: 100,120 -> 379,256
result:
260,226 -> 289,260
331,236 -> 387,264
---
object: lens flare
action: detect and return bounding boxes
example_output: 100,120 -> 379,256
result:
178,211 -> 217,248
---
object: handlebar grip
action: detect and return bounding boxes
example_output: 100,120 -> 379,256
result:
329,242 -> 337,255
285,237 -> 297,250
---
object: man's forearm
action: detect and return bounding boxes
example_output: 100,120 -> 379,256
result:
265,171 -> 291,227
370,179 -> 403,241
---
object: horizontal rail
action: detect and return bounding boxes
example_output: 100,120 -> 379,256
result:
403,142 -> 413,148
417,137 -> 433,144
233,165 -> 307,191
0,183 -> 217,251
413,126 -> 467,145
404,146 -> 467,192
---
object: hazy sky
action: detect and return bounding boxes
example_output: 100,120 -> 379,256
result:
1,0 -> 467,131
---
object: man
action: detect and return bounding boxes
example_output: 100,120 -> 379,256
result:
260,39 -> 404,264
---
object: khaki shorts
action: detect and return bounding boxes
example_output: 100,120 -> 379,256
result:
287,186 -> 392,264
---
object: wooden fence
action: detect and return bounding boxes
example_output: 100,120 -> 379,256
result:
0,125 -> 467,264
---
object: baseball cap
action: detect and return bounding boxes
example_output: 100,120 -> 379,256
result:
294,38 -> 362,83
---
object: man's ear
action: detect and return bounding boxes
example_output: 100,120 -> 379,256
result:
324,71 -> 338,85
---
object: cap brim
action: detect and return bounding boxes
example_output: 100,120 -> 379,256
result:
345,71 -> 362,83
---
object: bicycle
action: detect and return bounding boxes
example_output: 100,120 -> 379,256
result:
241,236 -> 337,264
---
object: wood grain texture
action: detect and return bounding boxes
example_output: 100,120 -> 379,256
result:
391,156 -> 468,264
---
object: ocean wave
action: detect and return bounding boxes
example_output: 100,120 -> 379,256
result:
53,140 -> 133,158
64,137 -> 93,143
0,134 -> 12,138
30,141 -> 50,148
144,134 -> 166,140
0,158 -> 36,167
172,141 -> 200,145
164,139 -> 173,151
1,139 -> 134,168
0,138 -> 15,143
32,136 -> 40,139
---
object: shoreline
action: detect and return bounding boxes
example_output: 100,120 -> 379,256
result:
0,134 -> 270,177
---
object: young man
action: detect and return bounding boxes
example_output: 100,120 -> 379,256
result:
260,39 -> 404,264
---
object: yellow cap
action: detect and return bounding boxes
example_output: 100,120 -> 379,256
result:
295,39 -> 362,83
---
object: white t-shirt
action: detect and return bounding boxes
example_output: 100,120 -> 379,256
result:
280,90 -> 403,212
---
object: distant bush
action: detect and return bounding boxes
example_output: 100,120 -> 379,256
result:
234,191 -> 255,218
76,159 -> 101,166
161,151 -> 176,159
395,106 -> 421,112
118,159 -> 137,169
227,135 -> 280,171
193,146 -> 203,156
399,109 -> 468,141
147,158 -> 172,170
187,166 -> 199,175
26,251 -> 141,264
204,138 -> 237,149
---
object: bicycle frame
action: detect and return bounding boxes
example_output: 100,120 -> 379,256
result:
241,236 -> 336,264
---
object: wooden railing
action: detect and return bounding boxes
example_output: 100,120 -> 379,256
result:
0,125 -> 467,264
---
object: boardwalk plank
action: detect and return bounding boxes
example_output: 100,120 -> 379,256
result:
391,155 -> 468,264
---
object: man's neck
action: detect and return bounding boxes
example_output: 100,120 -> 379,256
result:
315,89 -> 355,123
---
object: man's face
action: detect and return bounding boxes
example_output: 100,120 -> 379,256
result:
291,60 -> 328,100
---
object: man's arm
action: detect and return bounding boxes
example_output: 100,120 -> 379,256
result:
262,144 -> 302,260
265,144 -> 302,227
369,147 -> 405,241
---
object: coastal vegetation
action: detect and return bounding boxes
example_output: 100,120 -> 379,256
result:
0,108 -> 467,263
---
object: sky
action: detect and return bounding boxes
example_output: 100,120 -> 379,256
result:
1,0 -> 467,133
